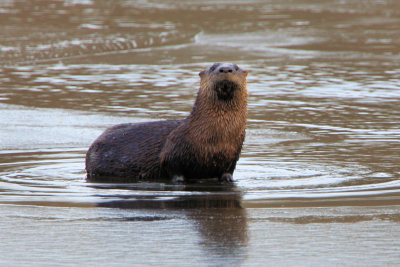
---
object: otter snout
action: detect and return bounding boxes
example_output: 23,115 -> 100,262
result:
217,64 -> 235,73
199,63 -> 247,78
212,63 -> 239,74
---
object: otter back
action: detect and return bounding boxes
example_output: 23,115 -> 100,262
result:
86,120 -> 182,182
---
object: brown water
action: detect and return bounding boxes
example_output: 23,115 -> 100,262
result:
1,0 -> 400,266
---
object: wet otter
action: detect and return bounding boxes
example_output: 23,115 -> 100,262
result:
86,63 -> 248,183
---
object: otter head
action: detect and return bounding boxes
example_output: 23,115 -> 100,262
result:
199,63 -> 248,102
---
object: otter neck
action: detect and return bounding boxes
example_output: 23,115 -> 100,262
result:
186,83 -> 247,143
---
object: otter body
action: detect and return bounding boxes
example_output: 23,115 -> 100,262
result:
86,63 -> 248,183
86,120 -> 181,182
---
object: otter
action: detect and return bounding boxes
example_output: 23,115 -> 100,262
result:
86,63 -> 248,183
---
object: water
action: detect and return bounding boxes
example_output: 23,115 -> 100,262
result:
1,0 -> 400,265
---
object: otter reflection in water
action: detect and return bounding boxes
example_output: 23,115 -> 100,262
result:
98,183 -> 248,259
86,63 -> 248,183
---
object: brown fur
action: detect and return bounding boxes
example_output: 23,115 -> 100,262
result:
86,63 -> 248,182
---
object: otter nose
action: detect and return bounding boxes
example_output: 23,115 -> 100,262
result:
218,65 -> 235,73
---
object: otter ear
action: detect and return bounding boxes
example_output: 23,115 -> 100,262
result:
199,70 -> 206,78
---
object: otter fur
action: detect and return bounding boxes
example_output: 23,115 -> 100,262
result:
86,63 -> 248,183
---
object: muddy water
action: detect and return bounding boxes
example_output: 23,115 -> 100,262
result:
1,0 -> 400,266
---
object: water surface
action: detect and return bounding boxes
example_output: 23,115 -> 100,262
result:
1,0 -> 400,266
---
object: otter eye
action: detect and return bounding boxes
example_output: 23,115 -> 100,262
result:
209,63 -> 220,72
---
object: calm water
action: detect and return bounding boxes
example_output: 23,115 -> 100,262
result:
1,0 -> 400,266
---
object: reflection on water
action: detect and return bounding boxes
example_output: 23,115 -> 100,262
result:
1,0 -> 400,265
99,187 -> 248,260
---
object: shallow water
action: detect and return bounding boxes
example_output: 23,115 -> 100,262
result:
1,0 -> 400,266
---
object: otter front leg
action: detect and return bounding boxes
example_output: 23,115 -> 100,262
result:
219,173 -> 233,183
171,175 -> 185,184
